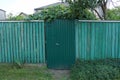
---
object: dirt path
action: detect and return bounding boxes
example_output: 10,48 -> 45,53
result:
49,70 -> 70,80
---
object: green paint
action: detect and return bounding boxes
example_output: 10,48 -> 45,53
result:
76,21 -> 120,60
0,21 -> 45,63
45,20 -> 75,69
1,20 -> 120,69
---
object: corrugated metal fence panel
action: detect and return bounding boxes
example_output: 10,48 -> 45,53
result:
76,21 -> 120,60
0,21 -> 45,63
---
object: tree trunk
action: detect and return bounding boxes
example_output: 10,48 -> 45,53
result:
101,0 -> 107,20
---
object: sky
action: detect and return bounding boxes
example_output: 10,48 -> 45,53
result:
0,0 -> 60,15
0,0 -> 120,16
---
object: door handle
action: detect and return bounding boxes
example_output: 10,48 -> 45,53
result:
56,43 -> 60,46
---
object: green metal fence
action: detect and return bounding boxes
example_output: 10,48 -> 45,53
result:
1,20 -> 120,67
76,20 -> 120,60
0,21 -> 45,63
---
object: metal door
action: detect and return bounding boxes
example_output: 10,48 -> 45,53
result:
45,20 -> 75,69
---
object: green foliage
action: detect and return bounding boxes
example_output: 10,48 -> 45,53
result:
106,7 -> 120,20
64,0 -> 112,20
7,15 -> 25,20
71,8 -> 97,20
14,15 -> 25,20
7,13 -> 26,20
30,5 -> 96,21
68,0 -> 97,9
68,0 -> 97,20
12,60 -> 24,69
30,5 -> 72,21
70,59 -> 120,80
0,64 -> 53,80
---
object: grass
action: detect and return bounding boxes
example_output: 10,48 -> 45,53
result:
0,64 -> 53,80
70,59 -> 120,80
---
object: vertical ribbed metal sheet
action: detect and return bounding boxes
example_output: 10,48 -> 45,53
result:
1,20 -> 120,66
45,20 -> 75,69
75,20 -> 120,60
0,21 -> 45,63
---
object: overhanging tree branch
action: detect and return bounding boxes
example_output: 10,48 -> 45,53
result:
61,0 -> 120,20
93,8 -> 103,20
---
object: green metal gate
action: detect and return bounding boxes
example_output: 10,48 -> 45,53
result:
45,20 -> 75,69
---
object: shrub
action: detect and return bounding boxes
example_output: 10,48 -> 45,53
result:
29,5 -> 97,21
70,59 -> 120,80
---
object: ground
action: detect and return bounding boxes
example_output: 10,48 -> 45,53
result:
0,63 -> 70,80
0,64 -> 52,80
49,70 -> 70,80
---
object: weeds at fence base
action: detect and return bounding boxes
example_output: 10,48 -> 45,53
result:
70,58 -> 120,80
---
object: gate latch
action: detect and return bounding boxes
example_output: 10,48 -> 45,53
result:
56,43 -> 60,46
